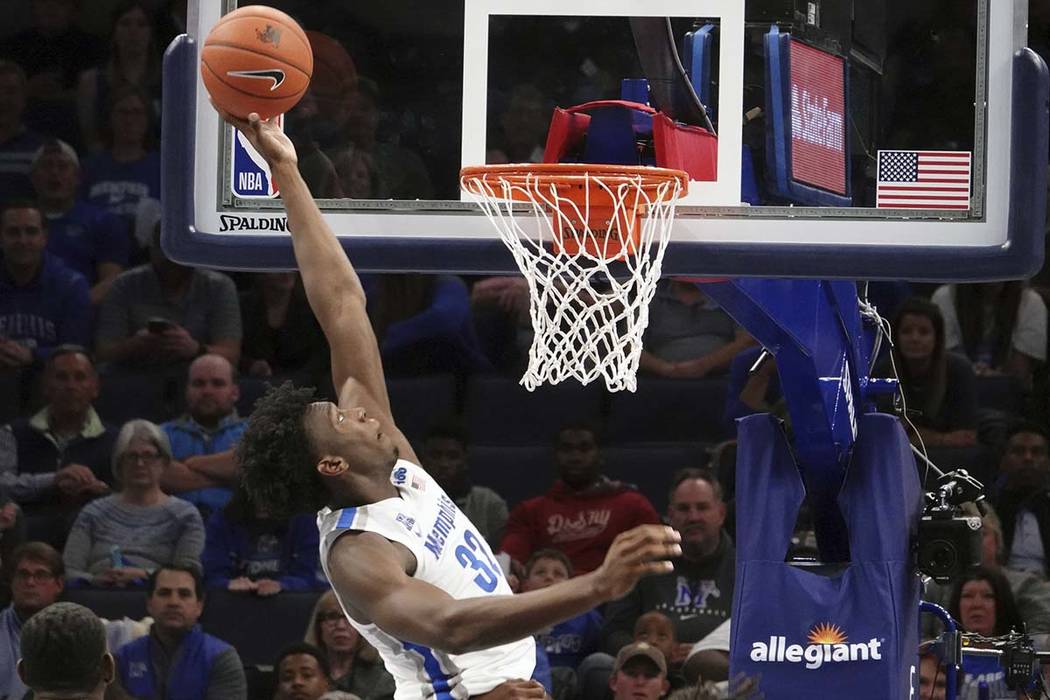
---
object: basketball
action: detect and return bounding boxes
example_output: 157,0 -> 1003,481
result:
200,6 -> 313,119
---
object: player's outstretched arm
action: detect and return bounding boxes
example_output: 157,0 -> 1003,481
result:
216,109 -> 392,413
328,525 -> 681,654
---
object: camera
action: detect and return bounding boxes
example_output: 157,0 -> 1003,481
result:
915,469 -> 984,583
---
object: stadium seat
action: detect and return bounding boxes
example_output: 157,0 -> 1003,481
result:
386,374 -> 458,442
464,375 -> 604,445
602,443 -> 711,512
0,369 -> 25,424
64,588 -> 148,622
200,590 -> 323,666
974,375 -> 1026,416
606,378 -> 730,443
96,368 -> 182,425
470,445 -> 552,507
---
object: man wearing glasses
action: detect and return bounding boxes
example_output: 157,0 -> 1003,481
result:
0,541 -> 65,699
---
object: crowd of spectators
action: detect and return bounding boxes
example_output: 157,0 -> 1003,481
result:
0,1 -> 1048,699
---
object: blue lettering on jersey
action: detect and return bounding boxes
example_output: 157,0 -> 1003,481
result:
454,529 -> 501,593
393,466 -> 408,485
424,494 -> 457,558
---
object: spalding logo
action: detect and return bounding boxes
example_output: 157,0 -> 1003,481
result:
255,24 -> 282,48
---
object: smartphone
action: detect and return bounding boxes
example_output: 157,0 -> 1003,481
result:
147,318 -> 174,334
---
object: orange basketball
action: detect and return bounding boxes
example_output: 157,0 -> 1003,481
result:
200,5 -> 313,119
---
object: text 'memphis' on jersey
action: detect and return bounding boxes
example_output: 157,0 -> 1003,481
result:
319,459 -> 536,699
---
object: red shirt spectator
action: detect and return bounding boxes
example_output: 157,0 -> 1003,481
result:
500,423 -> 660,574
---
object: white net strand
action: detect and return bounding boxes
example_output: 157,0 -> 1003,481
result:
462,169 -> 684,392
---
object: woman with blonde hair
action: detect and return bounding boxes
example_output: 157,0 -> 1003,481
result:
304,590 -> 395,700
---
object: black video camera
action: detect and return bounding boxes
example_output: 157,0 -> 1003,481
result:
916,470 -> 984,583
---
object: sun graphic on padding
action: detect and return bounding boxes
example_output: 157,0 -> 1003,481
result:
807,623 -> 848,645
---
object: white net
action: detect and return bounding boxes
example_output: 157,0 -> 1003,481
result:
461,165 -> 686,392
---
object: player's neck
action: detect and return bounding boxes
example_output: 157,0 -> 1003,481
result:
329,472 -> 399,509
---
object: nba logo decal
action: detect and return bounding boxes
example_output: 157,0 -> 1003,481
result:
231,114 -> 282,199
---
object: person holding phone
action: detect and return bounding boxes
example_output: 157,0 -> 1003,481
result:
95,225 -> 241,370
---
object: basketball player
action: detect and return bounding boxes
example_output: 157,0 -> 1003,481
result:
219,109 -> 682,700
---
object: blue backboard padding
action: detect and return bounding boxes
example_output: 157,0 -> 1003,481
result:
163,33 -> 1048,281
684,24 -> 716,126
764,27 -> 853,207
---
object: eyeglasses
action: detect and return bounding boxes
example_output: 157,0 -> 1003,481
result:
317,611 -> 348,627
14,569 -> 56,583
121,451 -> 162,465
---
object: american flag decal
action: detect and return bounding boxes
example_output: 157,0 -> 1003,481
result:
876,150 -> 971,210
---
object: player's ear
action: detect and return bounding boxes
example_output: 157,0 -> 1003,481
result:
317,456 -> 350,477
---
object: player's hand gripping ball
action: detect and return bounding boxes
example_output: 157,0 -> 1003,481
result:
201,5 -> 313,119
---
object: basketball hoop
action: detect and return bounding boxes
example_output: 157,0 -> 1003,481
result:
461,163 -> 688,392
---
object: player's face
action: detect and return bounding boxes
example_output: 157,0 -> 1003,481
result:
523,557 -> 569,591
609,659 -> 668,700
667,478 -> 726,560
959,579 -> 996,636
919,655 -> 947,700
275,653 -> 331,700
897,313 -> 937,362
304,401 -> 398,477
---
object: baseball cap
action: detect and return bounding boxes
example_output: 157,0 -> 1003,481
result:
613,641 -> 667,675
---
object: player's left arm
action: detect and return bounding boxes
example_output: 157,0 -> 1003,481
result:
329,525 -> 680,655
216,110 -> 393,416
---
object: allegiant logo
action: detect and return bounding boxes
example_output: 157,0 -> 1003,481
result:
750,623 -> 883,670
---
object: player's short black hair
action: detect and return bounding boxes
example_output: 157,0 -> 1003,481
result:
20,602 -> 107,694
274,642 -> 333,680
237,381 -> 328,518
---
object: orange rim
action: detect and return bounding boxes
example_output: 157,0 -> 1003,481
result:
460,163 -> 689,196
461,164 -> 688,261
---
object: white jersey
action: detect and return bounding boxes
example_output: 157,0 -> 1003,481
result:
318,459 -> 536,699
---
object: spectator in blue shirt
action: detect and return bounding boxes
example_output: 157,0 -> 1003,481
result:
366,273 -> 493,377
30,139 -> 129,303
0,201 -> 91,368
80,88 -> 160,239
0,61 -> 45,201
161,354 -> 246,516
523,548 -> 602,699
201,487 -> 320,595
